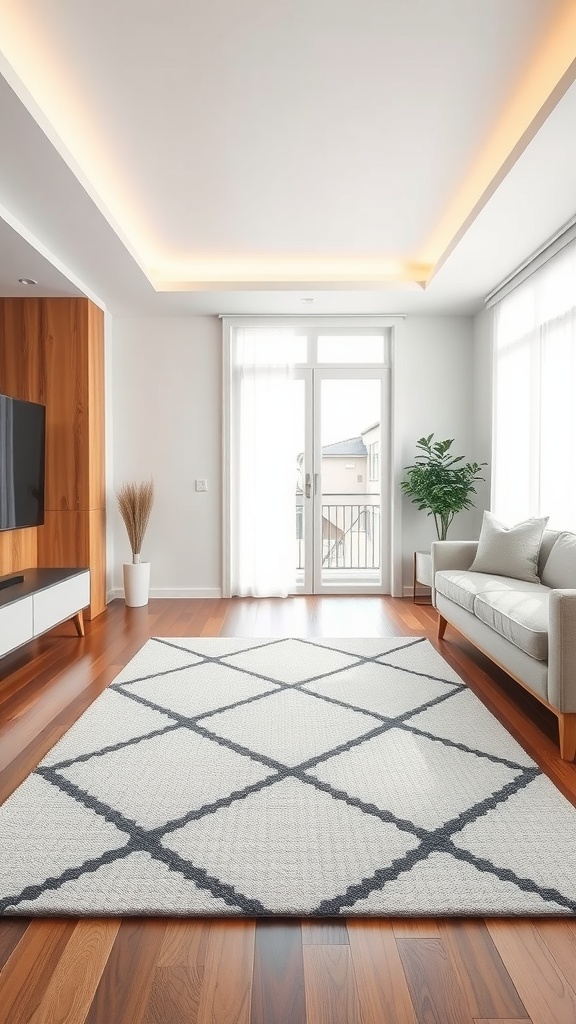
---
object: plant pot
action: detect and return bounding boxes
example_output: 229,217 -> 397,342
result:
123,561 -> 151,607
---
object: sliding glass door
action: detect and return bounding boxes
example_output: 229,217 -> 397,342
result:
297,367 -> 388,594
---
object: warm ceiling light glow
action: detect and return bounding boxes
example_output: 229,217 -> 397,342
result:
420,0 -> 576,278
0,10 -> 156,275
150,257 -> 432,288
1,2 -> 574,293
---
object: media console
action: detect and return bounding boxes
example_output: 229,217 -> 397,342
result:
0,568 -> 90,659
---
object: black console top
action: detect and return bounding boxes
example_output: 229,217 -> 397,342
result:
0,568 -> 88,609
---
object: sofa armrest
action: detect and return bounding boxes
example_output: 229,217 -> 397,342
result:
431,540 -> 479,607
548,589 -> 576,713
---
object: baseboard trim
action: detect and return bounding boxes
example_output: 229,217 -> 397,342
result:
107,587 -> 223,600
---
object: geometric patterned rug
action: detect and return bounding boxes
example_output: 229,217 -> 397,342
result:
1,636 -> 575,917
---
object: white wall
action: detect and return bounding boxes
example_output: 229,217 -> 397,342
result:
110,316 -> 222,597
109,313 -> 483,598
394,316 -> 485,593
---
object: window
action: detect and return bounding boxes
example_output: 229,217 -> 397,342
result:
368,441 -> 379,481
318,334 -> 387,363
492,237 -> 576,529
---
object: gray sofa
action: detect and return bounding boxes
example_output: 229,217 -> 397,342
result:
432,530 -> 576,760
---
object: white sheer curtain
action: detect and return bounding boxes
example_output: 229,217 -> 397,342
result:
228,327 -> 298,597
493,237 -> 576,529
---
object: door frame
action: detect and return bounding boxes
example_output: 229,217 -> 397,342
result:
294,367 -> 391,596
311,367 -> 390,595
221,316 -> 402,598
294,367 -> 314,594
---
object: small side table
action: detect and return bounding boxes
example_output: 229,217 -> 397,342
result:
413,550 -> 432,604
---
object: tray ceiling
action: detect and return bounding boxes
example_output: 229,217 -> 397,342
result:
0,0 -> 575,312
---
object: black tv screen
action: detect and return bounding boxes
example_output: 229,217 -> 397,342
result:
0,394 -> 45,530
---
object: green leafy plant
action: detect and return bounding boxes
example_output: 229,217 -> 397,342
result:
401,435 -> 486,540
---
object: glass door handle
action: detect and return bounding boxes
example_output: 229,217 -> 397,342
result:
305,473 -> 312,498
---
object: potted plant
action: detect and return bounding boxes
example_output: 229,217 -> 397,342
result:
117,480 -> 154,607
401,435 -> 486,540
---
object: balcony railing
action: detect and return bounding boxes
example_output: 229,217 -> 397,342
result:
296,500 -> 380,570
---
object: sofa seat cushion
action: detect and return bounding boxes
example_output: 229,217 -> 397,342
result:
434,570 -> 541,614
473,589 -> 550,661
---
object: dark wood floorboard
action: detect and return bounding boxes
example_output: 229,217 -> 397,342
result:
438,919 -> 528,1020
251,920 -> 307,1024
84,918 -> 168,1024
396,936 -> 475,1024
0,919 -> 29,972
1,594 -> 576,1022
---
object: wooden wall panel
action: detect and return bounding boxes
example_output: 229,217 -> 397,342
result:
0,297 -> 106,615
0,299 -> 42,576
87,509 -> 106,619
0,529 -> 37,576
43,299 -> 89,512
37,510 -> 106,619
37,511 -> 87,567
0,299 -> 43,403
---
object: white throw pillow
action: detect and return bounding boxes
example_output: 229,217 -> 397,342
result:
541,532 -> 576,589
469,511 -> 549,583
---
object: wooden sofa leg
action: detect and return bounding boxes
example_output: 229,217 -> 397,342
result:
558,713 -> 576,761
437,614 -> 447,640
72,610 -> 85,637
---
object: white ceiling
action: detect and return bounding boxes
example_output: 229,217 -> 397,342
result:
0,217 -> 84,299
0,0 -> 575,316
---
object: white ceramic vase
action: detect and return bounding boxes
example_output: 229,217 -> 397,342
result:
123,560 -> 151,607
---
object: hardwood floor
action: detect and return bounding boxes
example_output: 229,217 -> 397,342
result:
1,595 -> 575,1024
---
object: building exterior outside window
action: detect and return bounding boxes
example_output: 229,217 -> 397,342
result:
368,439 -> 380,482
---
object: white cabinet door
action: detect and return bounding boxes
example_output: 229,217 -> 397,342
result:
0,597 -> 34,656
33,573 -> 90,636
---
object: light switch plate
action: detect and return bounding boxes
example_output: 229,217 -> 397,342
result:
195,479 -> 208,492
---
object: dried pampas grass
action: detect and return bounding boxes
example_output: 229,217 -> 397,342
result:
117,480 -> 154,563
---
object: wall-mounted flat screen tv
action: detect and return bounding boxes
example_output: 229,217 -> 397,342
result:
0,394 -> 46,530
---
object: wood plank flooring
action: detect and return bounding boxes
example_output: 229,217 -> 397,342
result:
1,594 -> 576,1024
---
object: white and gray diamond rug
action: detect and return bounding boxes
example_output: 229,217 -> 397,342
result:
1,636 -> 576,917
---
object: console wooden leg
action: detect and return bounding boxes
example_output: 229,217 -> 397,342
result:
437,614 -> 447,640
558,712 -> 576,761
72,610 -> 85,637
